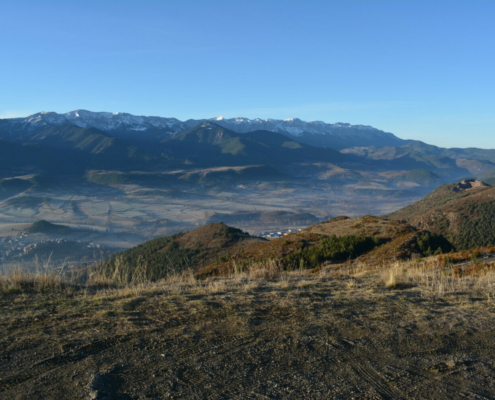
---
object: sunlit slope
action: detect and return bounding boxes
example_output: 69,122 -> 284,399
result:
388,179 -> 495,249
97,216 -> 452,281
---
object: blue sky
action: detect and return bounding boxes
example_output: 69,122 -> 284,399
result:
1,0 -> 494,148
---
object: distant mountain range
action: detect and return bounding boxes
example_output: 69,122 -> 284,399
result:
0,110 -> 407,150
1,109 -> 495,192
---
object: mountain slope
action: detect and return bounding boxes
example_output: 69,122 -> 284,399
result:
161,121 -> 350,166
205,117 -> 408,150
404,140 -> 495,164
0,138 -> 72,174
3,110 -> 495,184
23,125 -> 172,171
0,177 -> 34,200
95,223 -> 267,281
34,124 -> 149,152
387,179 -> 495,249
97,217 -> 452,281
0,110 -> 186,138
341,145 -> 474,179
350,141 -> 495,179
197,215 -> 452,277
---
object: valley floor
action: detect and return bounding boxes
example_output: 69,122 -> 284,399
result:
0,179 -> 421,254
2,264 -> 495,399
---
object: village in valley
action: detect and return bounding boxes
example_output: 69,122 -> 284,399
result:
0,231 -> 109,266
259,228 -> 302,239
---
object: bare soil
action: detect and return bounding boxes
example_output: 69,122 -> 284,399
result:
2,272 -> 495,399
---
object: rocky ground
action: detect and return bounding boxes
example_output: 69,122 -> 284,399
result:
1,264 -> 495,399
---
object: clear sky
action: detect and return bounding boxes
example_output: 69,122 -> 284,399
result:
1,0 -> 494,149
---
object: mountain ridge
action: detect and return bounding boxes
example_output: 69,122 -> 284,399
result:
2,110 -> 495,189
0,109 -> 407,150
160,121 -> 351,166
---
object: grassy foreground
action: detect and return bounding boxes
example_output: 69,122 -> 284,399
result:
2,255 -> 495,399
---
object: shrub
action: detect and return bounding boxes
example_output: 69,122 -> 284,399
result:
283,235 -> 382,269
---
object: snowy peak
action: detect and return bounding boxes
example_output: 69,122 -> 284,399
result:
0,110 -> 188,135
24,111 -> 68,126
205,116 -> 378,134
204,116 -> 394,140
200,117 -> 406,149
0,110 -> 408,149
62,110 -> 186,132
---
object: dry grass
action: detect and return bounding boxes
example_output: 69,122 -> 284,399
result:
4,250 -> 495,301
0,267 -> 64,294
88,255 -> 159,286
436,245 -> 495,266
83,257 -> 495,301
249,259 -> 285,279
0,258 -> 76,295
376,258 -> 495,296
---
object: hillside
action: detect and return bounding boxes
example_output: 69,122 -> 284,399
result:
197,215 -> 452,277
28,125 -> 168,170
161,122 -> 350,167
341,145 -> 470,179
206,210 -> 320,227
211,117 -> 407,150
0,139 -> 71,174
342,141 -> 495,183
99,216 -> 452,281
84,165 -> 283,187
387,179 -> 495,249
404,140 -> 495,164
95,223 -> 267,282
3,110 -> 495,189
178,165 -> 284,182
27,220 -> 72,235
0,125 -> 174,174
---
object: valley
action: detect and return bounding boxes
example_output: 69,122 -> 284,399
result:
1,110 -> 494,268
0,175 -> 419,267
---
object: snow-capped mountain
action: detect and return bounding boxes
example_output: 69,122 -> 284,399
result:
0,110 -> 408,149
208,117 -> 406,149
0,110 -> 187,135
211,116 -> 376,135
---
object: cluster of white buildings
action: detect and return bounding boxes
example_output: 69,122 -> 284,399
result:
0,233 -> 32,261
0,233 -> 83,262
259,228 -> 302,239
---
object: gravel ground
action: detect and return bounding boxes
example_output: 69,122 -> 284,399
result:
1,271 -> 495,399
